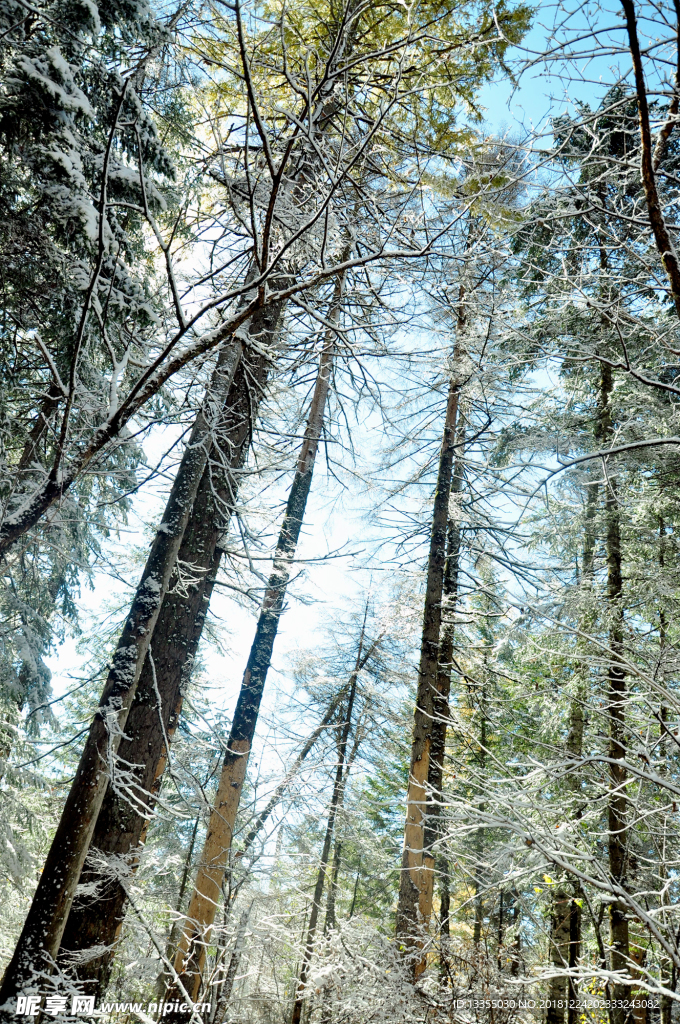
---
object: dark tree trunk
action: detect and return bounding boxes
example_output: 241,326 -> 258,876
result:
166,817 -> 201,967
547,891 -> 573,1024
548,483 -> 595,1024
438,858 -> 451,984
323,841 -> 342,935
422,442 -> 464,962
164,284 -> 344,1007
0,338 -> 246,1015
395,363 -> 463,974
510,889 -> 521,977
56,300 -> 285,999
598,363 -> 629,1022
620,0 -> 680,317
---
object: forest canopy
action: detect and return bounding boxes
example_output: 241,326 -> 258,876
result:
2,1 -> 680,1024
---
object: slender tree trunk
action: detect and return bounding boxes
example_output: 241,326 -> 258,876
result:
319,839 -> 343,1024
0,338 -> 246,1014
658,516 -> 668,754
290,663 -> 360,1024
240,688 -> 350,855
318,734 -> 362,1024
620,0 -> 680,318
210,909 -> 250,1024
596,363 -> 629,1022
473,705 -> 486,950
395,349 -> 463,974
323,841 -> 342,935
223,685 -> 357,917
419,440 -> 465,967
658,518 -> 674,1024
438,858 -> 451,984
165,285 -> 344,1006
171,818 -> 202,958
548,484 -> 595,1024
348,865 -> 361,920
510,889 -> 521,977
547,892 -> 572,1024
56,317 -> 281,997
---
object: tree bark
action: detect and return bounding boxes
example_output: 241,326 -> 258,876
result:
395,354 -> 463,975
419,440 -> 465,964
438,858 -> 451,984
621,0 -> 680,318
210,908 -> 250,1024
548,482 -> 595,1024
473,702 -> 487,950
585,361 -> 629,1022
510,889 -> 521,977
547,891 -> 573,1024
323,840 -> 342,935
601,364 -> 629,1023
55,299 -> 286,998
0,337 -> 245,1015
290,661 -> 361,1024
430,442 -> 465,982
164,283 -> 343,1007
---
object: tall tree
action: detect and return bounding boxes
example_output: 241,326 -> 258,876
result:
0,334 -> 252,1010
164,277 -> 345,1005
56,307 -> 283,995
0,0 -> 529,557
395,339 -> 464,976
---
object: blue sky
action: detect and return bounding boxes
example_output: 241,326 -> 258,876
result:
43,0 -> 637,760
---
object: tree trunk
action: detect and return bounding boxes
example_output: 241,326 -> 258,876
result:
658,518 -> 674,1024
438,858 -> 451,984
348,865 -> 361,920
546,891 -> 573,1024
658,516 -> 668,755
620,0 -> 680,318
473,704 -> 486,950
395,357 -> 463,975
164,285 -> 343,1007
210,908 -> 250,1024
55,325 -> 279,998
597,363 -> 629,1022
0,338 -> 245,1014
323,841 -> 342,935
548,484 -> 595,1024
290,665 -> 360,1024
239,688 -> 350,856
419,440 -> 465,966
166,817 -> 201,968
510,889 -> 521,977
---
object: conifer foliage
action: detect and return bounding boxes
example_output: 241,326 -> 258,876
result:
11,2 -> 680,1024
